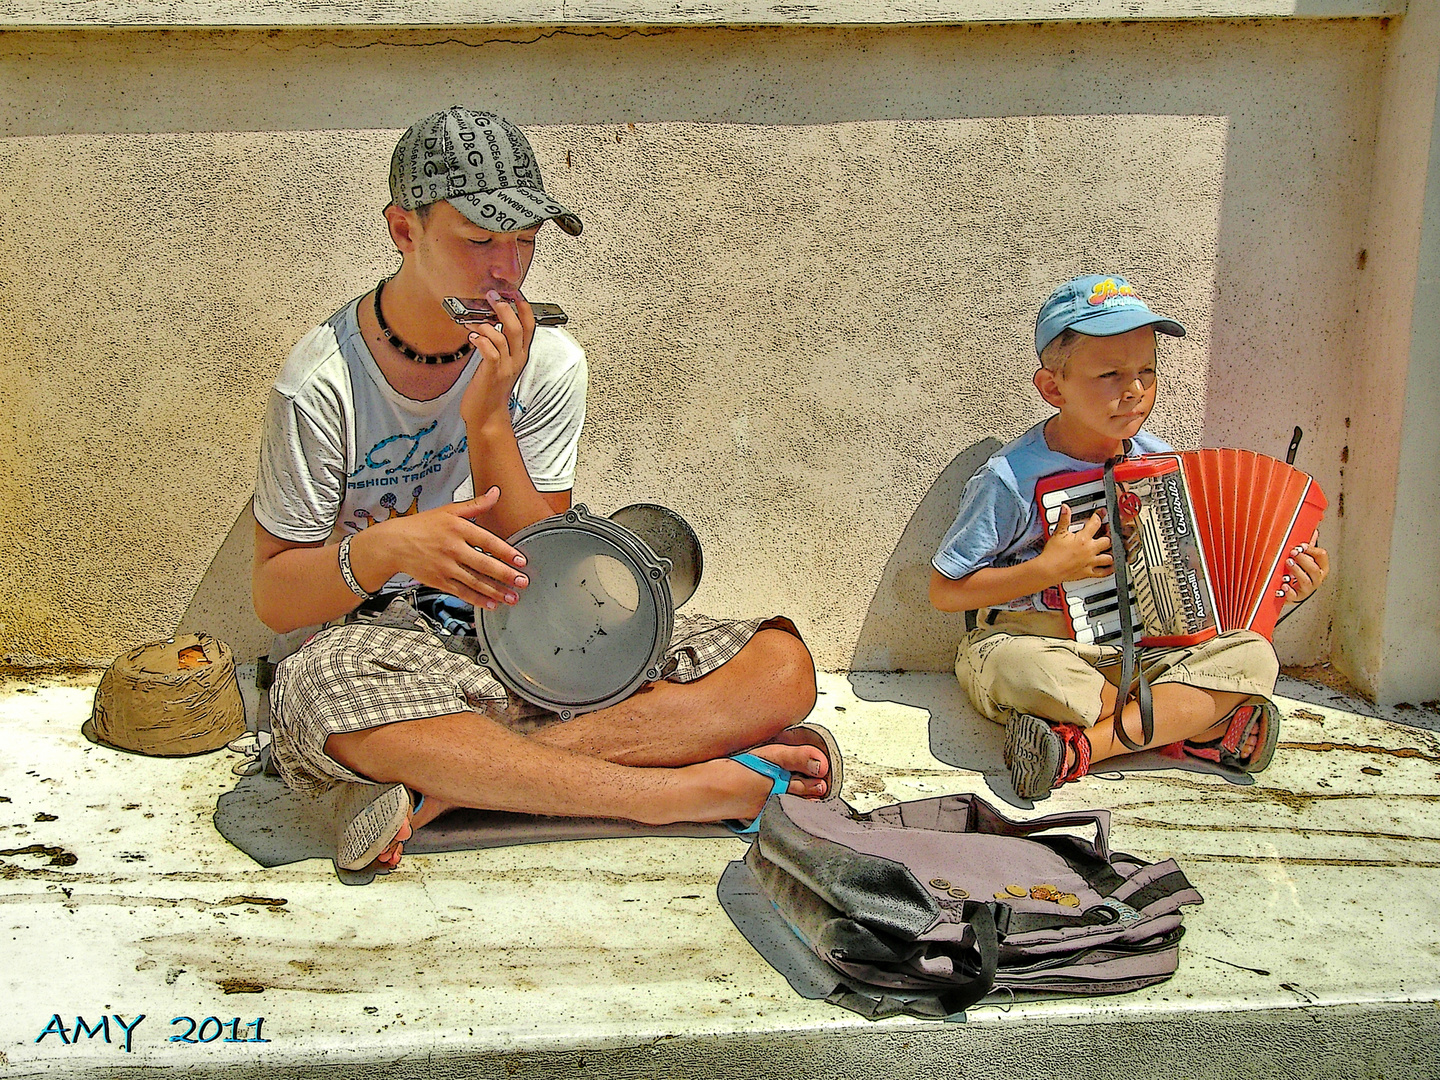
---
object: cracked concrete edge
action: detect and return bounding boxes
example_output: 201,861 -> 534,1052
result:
0,0 -> 1404,29
3,1000 -> 1436,1079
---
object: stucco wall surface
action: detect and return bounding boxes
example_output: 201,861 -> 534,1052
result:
0,20 -> 1380,670
1333,0 -> 1440,703
0,0 -> 1403,27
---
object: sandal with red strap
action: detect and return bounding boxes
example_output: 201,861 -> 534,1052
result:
1171,700 -> 1279,775
1004,713 -> 1092,800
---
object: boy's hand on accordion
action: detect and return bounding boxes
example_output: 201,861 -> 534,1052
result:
1279,531 -> 1329,604
1039,504 -> 1115,583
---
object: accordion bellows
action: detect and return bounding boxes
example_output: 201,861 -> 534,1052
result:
1036,449 -> 1328,648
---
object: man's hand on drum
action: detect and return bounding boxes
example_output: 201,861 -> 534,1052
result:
1279,531 -> 1329,604
368,485 -> 529,611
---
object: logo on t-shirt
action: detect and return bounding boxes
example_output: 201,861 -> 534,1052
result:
347,421 -> 467,492
344,485 -> 424,531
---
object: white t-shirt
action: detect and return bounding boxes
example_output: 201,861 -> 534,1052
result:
254,297 -> 586,587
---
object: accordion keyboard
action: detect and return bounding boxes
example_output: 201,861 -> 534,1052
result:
1039,466 -> 1215,646
1040,478 -> 1136,645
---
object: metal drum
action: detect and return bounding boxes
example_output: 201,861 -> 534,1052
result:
608,502 -> 703,607
477,503 -> 703,720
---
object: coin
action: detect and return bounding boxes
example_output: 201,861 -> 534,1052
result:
947,887 -> 969,900
929,878 -> 952,890
993,891 -> 1011,900
1059,893 -> 1080,908
1005,884 -> 1027,897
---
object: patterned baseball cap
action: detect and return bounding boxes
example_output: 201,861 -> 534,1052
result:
1035,274 -> 1185,357
389,107 -> 583,236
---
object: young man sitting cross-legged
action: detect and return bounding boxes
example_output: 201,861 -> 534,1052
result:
252,108 -> 834,872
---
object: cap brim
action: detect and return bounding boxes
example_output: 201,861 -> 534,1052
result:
1070,308 -> 1186,340
448,188 -> 583,237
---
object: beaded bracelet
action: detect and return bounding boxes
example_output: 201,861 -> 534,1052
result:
337,533 -> 374,600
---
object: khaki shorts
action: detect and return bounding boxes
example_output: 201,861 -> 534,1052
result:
955,613 -> 1279,729
270,600 -> 797,795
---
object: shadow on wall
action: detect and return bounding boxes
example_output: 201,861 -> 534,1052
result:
847,438 -> 1000,674
843,441 -> 1019,802
185,436 -> 999,670
175,502 -> 274,663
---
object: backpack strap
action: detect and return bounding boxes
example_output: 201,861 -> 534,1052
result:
1112,863 -> 1203,913
963,799 -> 1113,863
893,796 -> 1130,903
1103,456 -> 1154,751
938,902 -> 998,1015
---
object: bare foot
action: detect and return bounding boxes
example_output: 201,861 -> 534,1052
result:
373,794 -> 457,871
373,820 -> 411,870
652,741 -> 830,827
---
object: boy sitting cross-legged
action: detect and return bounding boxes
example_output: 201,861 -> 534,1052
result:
929,274 -> 1328,799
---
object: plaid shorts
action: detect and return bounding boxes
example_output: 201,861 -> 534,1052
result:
268,600 -> 793,795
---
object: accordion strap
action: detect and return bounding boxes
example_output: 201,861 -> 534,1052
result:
1103,457 -> 1154,752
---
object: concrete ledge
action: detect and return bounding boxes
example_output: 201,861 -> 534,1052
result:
3,670 -> 1438,1077
4,1003 -> 1438,1078
0,0 -> 1403,29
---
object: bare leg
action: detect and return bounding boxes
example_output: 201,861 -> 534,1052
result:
1062,684 -> 1257,773
329,705 -> 828,821
530,628 -> 818,765
330,626 -> 818,869
331,708 -> 831,868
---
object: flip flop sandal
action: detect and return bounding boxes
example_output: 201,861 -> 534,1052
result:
227,731 -> 274,776
768,721 -> 844,801
1181,701 -> 1279,774
334,781 -> 414,871
723,754 -> 795,836
1005,713 -> 1092,800
723,722 -> 845,835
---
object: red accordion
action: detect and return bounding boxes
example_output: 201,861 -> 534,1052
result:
1035,449 -> 1327,648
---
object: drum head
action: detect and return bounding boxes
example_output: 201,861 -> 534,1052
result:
478,505 -> 675,719
609,503 -> 703,607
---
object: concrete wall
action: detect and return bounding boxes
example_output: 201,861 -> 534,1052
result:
0,16 -> 1404,675
1333,0 -> 1440,704
0,0 -> 1403,25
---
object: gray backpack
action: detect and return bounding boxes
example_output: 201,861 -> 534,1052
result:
720,791 -> 1202,1019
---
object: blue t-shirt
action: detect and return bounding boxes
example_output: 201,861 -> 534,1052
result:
932,421 -> 1173,613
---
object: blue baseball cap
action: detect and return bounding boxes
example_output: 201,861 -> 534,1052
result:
1034,274 -> 1186,357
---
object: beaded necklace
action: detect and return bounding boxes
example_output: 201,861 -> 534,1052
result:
373,277 -> 473,365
